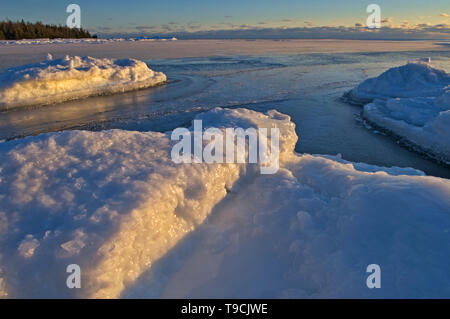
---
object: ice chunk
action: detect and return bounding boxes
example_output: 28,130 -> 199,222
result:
0,55 -> 166,110
126,153 -> 450,299
18,235 -> 40,258
347,61 -> 450,162
60,230 -> 87,256
346,60 -> 450,104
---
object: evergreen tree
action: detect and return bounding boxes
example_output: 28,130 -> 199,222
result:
0,20 -> 95,40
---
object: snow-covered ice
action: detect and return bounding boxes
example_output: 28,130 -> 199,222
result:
346,59 -> 450,104
0,55 -> 166,110
0,37 -> 177,46
0,107 -> 449,298
128,153 -> 450,299
346,60 -> 450,162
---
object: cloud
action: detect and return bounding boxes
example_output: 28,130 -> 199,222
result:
440,13 -> 449,17
135,25 -> 156,32
282,19 -> 293,22
161,24 -> 175,32
187,24 -> 202,29
304,21 -> 314,27
258,21 -> 268,25
399,21 -> 409,28
96,26 -> 112,31
381,17 -> 393,24
98,23 -> 450,41
433,23 -> 450,29
183,24 -> 447,39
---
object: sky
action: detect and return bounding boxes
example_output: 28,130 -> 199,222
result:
0,0 -> 449,39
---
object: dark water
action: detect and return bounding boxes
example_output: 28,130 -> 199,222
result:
0,50 -> 449,178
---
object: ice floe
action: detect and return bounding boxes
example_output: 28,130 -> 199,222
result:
0,55 -> 166,110
346,59 -> 450,162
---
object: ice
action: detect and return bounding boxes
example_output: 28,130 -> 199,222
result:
0,107 -> 449,298
0,37 -> 177,46
346,60 -> 450,162
17,235 -> 40,258
346,59 -> 450,104
128,153 -> 450,298
0,55 -> 167,110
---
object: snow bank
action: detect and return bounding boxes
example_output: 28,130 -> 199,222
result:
0,55 -> 166,110
0,108 -> 449,298
346,60 -> 450,162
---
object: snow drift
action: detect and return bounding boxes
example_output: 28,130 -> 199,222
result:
0,55 -> 167,110
346,60 -> 450,162
0,108 -> 449,298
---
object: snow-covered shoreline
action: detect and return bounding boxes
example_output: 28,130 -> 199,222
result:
0,37 -> 177,46
0,55 -> 167,110
345,59 -> 450,163
0,107 -> 449,298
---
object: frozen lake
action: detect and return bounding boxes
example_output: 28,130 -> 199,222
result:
0,39 -> 449,177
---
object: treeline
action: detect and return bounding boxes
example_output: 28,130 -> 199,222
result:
0,20 -> 95,40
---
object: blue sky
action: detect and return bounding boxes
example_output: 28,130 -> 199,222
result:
0,0 -> 449,38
